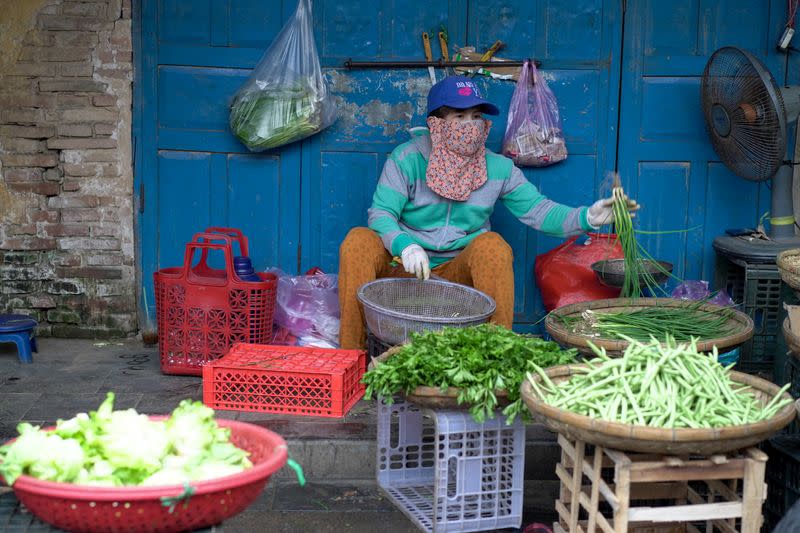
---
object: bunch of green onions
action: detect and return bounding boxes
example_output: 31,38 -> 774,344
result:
610,186 -> 676,297
557,302 -> 737,342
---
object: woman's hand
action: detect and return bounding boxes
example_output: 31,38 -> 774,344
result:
401,244 -> 431,280
587,189 -> 640,227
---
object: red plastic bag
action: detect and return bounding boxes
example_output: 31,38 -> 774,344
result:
535,233 -> 623,311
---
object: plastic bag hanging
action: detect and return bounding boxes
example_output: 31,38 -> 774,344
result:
502,60 -> 567,167
229,0 -> 337,152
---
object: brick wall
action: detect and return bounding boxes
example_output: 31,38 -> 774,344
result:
0,0 -> 135,338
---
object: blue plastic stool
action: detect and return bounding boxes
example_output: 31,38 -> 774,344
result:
0,314 -> 38,363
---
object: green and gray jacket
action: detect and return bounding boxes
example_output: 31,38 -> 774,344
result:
368,127 -> 593,267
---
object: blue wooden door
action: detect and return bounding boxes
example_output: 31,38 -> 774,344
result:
616,0 -> 785,282
136,0 -> 623,329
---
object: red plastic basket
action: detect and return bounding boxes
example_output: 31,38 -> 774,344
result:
5,418 -> 287,533
154,230 -> 277,376
202,343 -> 366,418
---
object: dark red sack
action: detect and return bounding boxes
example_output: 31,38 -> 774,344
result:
535,233 -> 623,311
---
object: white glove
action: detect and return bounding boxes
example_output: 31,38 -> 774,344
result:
401,244 -> 431,280
587,189 -> 640,228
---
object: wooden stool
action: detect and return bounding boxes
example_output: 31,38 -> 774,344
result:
0,313 -> 38,363
554,435 -> 767,533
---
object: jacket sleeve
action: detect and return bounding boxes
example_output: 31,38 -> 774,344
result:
499,165 -> 593,237
367,157 -> 416,256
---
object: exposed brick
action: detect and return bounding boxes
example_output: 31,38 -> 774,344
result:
64,162 -> 119,177
59,63 -> 94,77
42,224 -> 91,237
0,252 -> 39,266
93,68 -> 131,80
39,80 -> 107,93
91,222 -> 121,236
58,237 -> 119,250
1,108 -> 43,124
12,62 -> 57,77
108,0 -> 123,21
47,281 -> 82,294
62,2 -> 107,17
3,168 -> 43,183
0,237 -> 56,251
39,4 -> 60,15
0,125 -> 55,138
6,182 -> 61,196
59,108 -> 118,122
55,94 -> 91,110
56,267 -> 122,280
21,47 -> 89,63
92,94 -> 116,107
93,122 -> 115,135
57,124 -> 93,137
111,22 -> 132,49
62,179 -> 81,192
0,280 -> 35,294
47,138 -> 117,150
43,168 -> 63,182
7,223 -> 37,235
29,210 -> 60,223
62,148 -> 117,162
0,94 -> 53,108
50,253 -> 82,267
0,138 -> 46,153
0,153 -> 58,167
22,30 -> 54,47
26,294 -> 57,308
39,15 -> 105,31
48,196 -> 100,209
86,252 -> 124,266
47,308 -> 82,324
1,265 -> 55,281
61,208 -> 101,223
53,31 -> 98,47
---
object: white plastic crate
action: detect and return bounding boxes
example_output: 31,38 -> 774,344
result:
377,398 -> 525,532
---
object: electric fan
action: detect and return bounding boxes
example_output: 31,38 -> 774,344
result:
701,46 -> 800,261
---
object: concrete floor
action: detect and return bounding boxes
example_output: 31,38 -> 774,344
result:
0,337 -> 555,532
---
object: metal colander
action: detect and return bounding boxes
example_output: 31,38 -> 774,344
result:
357,278 -> 496,345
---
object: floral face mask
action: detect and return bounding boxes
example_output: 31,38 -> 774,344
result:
425,116 -> 491,201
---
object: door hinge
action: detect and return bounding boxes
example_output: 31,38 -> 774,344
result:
139,182 -> 145,214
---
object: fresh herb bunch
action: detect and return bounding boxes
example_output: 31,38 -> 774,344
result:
528,336 -> 791,428
556,301 -> 737,342
362,324 -> 577,424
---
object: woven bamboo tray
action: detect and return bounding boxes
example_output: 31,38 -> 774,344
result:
544,298 -> 753,357
778,248 -> 800,290
369,347 -> 509,410
521,364 -> 795,455
785,317 -> 800,357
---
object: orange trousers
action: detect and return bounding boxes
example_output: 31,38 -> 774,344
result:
338,227 -> 514,349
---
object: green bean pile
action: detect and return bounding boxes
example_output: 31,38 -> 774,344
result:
527,337 -> 791,428
557,303 -> 737,342
611,187 -> 675,297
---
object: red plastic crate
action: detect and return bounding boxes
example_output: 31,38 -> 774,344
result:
154,230 -> 277,376
202,343 -> 366,417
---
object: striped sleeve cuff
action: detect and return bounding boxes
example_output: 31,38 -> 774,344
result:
390,233 -> 416,257
580,207 -> 595,231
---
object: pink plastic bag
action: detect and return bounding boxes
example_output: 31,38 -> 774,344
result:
502,60 -> 567,167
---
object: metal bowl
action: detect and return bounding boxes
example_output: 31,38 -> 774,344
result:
591,258 -> 673,289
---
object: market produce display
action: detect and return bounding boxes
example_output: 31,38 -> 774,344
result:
0,393 -> 252,487
362,324 -> 576,423
527,337 -> 792,428
556,301 -> 738,342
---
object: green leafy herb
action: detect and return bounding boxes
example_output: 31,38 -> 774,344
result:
362,324 -> 576,424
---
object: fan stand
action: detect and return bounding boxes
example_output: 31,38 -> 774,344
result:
714,103 -> 800,264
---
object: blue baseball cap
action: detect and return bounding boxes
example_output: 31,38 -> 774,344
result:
426,75 -> 500,116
